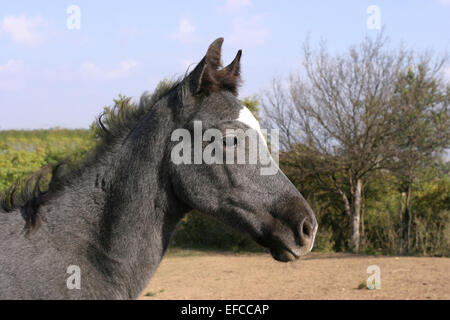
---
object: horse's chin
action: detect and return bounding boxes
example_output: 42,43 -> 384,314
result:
269,247 -> 298,262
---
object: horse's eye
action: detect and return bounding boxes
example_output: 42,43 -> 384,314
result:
223,135 -> 238,147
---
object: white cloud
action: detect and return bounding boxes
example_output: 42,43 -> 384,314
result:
80,60 -> 138,80
0,60 -> 24,73
224,0 -> 253,12
1,14 -> 45,45
107,60 -> 138,79
0,60 -> 26,91
172,17 -> 197,44
228,15 -> 270,48
81,62 -> 101,78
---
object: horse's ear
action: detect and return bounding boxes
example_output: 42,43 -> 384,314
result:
224,50 -> 242,76
187,38 -> 224,96
186,38 -> 242,97
218,49 -> 242,96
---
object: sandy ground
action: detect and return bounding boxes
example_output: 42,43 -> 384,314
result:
140,251 -> 450,300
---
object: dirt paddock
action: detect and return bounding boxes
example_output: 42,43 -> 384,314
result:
140,251 -> 450,300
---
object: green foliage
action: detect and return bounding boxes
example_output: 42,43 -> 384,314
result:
241,96 -> 261,121
310,226 -> 335,253
409,172 -> 450,256
282,150 -> 450,256
357,282 -> 366,290
0,129 -> 95,193
171,211 -> 264,252
338,168 -> 448,256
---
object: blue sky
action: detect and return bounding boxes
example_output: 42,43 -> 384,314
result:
1,0 -> 450,129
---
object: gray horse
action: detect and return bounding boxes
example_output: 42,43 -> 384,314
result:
0,38 -> 317,299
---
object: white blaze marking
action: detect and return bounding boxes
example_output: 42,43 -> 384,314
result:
237,106 -> 280,176
237,106 -> 266,143
236,105 -> 280,175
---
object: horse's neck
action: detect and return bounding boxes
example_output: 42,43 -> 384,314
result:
44,108 -> 186,298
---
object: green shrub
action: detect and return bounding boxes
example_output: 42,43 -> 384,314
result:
171,211 -> 264,252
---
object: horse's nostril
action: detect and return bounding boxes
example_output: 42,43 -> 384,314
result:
303,221 -> 311,238
300,218 -> 314,240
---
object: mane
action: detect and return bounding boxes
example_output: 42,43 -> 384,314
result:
95,78 -> 182,145
0,77 -> 182,234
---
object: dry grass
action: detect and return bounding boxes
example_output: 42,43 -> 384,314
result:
140,251 -> 450,300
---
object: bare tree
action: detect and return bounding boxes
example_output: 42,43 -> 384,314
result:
262,33 -> 449,252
